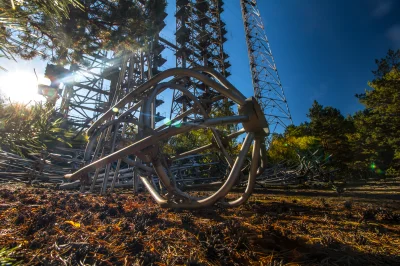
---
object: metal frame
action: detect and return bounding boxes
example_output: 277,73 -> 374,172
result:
47,1 -> 299,209
59,52 -> 113,129
65,67 -> 269,209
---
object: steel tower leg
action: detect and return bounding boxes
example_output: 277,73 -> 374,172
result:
240,0 -> 293,141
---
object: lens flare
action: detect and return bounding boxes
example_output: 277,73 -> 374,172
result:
173,122 -> 182,128
376,169 -> 384,174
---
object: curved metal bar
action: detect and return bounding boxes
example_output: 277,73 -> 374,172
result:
143,82 -> 206,128
143,82 -> 236,168
220,137 -> 261,207
171,128 -> 246,160
139,133 -> 254,209
65,116 -> 249,181
139,176 -> 168,207
192,66 -> 246,103
152,160 -> 194,200
88,68 -> 247,136
66,67 -> 268,208
118,100 -> 143,120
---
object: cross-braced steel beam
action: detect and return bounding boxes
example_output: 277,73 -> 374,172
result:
171,0 -> 231,122
240,0 -> 293,138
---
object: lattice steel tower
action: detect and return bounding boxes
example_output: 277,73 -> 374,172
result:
48,1 -> 169,130
171,0 -> 231,121
240,0 -> 292,136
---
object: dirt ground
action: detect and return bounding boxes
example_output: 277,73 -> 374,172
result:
0,178 -> 399,265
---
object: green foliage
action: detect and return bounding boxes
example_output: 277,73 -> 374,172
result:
0,100 -> 78,156
165,128 -> 213,155
1,0 -> 167,64
162,99 -> 239,156
268,49 -> 400,179
267,133 -> 320,165
355,49 -> 400,175
285,123 -> 311,137
0,245 -> 21,265
268,100 -> 353,172
0,0 -> 83,62
371,49 -> 400,79
307,100 -> 354,168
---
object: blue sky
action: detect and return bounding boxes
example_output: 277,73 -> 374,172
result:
219,0 -> 400,124
1,0 -> 399,125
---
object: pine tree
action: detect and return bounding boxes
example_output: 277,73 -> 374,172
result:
0,0 -> 83,63
1,0 -> 167,64
307,100 -> 354,168
355,49 -> 400,175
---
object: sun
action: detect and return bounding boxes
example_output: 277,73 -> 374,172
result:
0,71 -> 49,104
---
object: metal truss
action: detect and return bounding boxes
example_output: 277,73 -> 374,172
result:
170,0 -> 231,121
240,0 -> 292,137
65,67 -> 269,208
68,8 -> 169,193
54,1 -> 169,131
36,1 -> 168,195
59,52 -> 113,129
76,46 -> 170,194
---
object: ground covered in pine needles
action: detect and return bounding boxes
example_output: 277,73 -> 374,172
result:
0,179 -> 399,265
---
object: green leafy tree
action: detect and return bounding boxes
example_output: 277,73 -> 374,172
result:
306,100 -> 354,169
355,49 -> 400,175
265,50 -> 399,179
267,131 -> 320,165
285,123 -> 312,137
345,111 -> 390,178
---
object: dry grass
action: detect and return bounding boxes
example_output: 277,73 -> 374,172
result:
0,178 -> 399,265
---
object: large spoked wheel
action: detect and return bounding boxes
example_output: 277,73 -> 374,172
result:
65,67 -> 268,208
